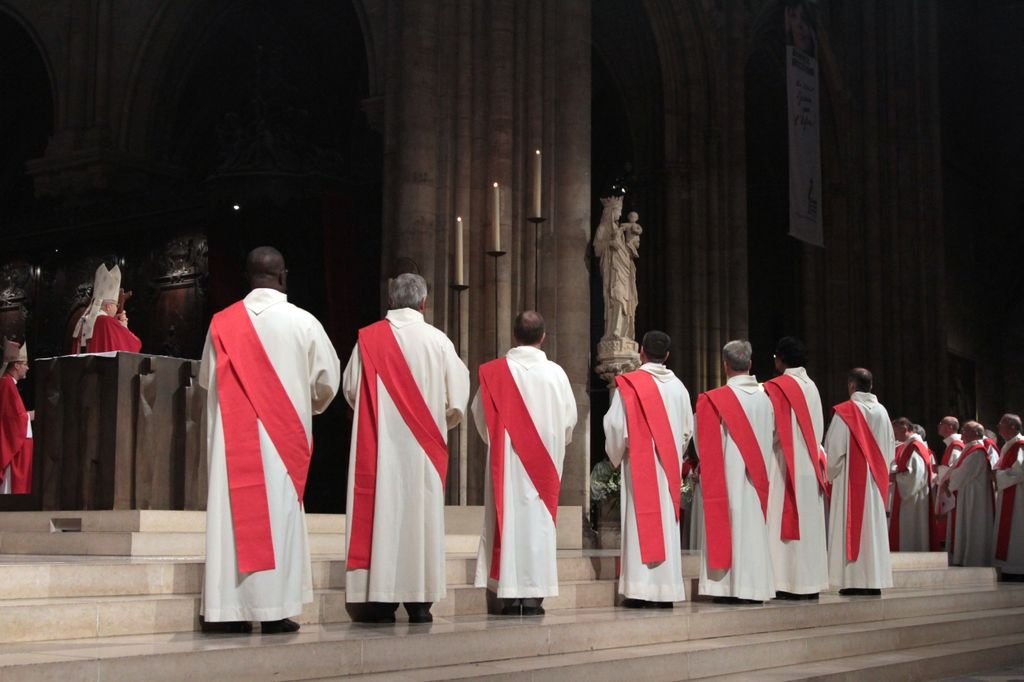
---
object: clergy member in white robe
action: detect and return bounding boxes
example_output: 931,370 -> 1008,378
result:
472,311 -> 577,615
201,247 -> 341,634
343,273 -> 470,624
604,330 -> 693,607
994,414 -> 1024,579
934,417 -> 964,550
824,367 -> 894,595
764,337 -> 829,599
695,340 -> 775,604
945,421 -> 994,567
889,418 -> 931,552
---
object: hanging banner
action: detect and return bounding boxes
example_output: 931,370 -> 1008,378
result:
785,1 -> 823,247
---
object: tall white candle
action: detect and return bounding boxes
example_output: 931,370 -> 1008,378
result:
455,216 -> 465,285
531,149 -> 542,218
491,182 -> 501,252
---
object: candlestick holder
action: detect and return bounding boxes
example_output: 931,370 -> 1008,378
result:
487,249 -> 506,358
527,216 -> 546,310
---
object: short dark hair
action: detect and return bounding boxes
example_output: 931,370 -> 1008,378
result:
892,417 -> 912,430
513,310 -> 545,345
848,367 -> 873,392
774,336 -> 807,367
641,330 -> 671,362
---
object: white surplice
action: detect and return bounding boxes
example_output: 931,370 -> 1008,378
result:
696,374 -> 776,602
892,435 -> 930,552
767,367 -> 829,594
471,345 -> 577,598
994,434 -> 1024,574
604,362 -> 693,602
824,391 -> 895,590
200,289 -> 341,622
343,308 -> 470,603
947,439 -> 994,567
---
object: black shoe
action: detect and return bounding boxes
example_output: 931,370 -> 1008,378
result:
408,611 -> 433,624
499,603 -> 523,616
621,598 -> 649,609
1001,573 -> 1024,583
775,591 -> 819,601
839,588 -> 881,596
712,596 -> 740,604
260,618 -> 300,634
650,601 -> 674,609
521,605 -> 546,616
200,618 -> 253,634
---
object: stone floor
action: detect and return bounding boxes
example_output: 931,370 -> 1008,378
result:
943,664 -> 1024,682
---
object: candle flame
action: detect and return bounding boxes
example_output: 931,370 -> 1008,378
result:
493,182 -> 499,188
535,149 -> 541,155
457,216 -> 462,222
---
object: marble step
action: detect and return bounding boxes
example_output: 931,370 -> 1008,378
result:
0,550 -> 989,600
337,607 -> 1024,681
705,631 -> 1024,682
0,507 -> 584,549
2,587 -> 1023,681
0,572 -> 1014,646
0,530 -> 483,557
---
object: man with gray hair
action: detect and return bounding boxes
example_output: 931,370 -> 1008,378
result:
342,273 -> 470,623
944,421 -> 994,567
994,413 -> 1024,579
694,340 -> 776,603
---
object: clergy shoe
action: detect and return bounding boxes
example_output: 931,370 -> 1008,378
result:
521,605 -> 546,616
260,618 -> 300,634
621,598 -> 649,609
1001,573 -> 1024,583
405,602 -> 433,624
712,596 -> 741,605
650,601 -> 674,609
200,618 -> 253,634
839,588 -> 881,596
500,602 -> 523,616
775,591 -> 819,601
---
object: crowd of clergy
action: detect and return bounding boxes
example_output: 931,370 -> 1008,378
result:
1,246 -> 1022,635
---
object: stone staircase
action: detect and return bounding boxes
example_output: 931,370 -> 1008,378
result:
0,510 -> 1020,681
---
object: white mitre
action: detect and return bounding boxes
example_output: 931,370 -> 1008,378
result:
72,264 -> 122,345
1,338 -> 27,376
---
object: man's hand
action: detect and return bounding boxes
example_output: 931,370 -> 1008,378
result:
117,311 -> 129,328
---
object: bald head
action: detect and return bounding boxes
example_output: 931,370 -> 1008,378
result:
246,247 -> 287,293
962,420 -> 985,442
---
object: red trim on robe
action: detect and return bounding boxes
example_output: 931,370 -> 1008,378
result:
478,358 -> 561,580
210,302 -> 313,573
995,441 -> 1024,561
347,320 -> 449,571
695,385 -> 770,571
616,370 -> 682,565
947,442 -> 989,555
764,375 -> 827,541
832,401 -> 890,563
0,376 -> 32,493
889,439 -> 933,550
87,314 -> 142,353
941,439 -> 964,468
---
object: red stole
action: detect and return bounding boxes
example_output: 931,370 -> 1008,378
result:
832,401 -> 890,562
616,370 -> 681,564
87,314 -> 142,353
348,320 -> 449,571
695,384 -> 770,571
888,439 -> 932,550
479,358 -> 561,580
764,374 -> 827,540
210,302 -> 312,573
948,442 -> 990,555
941,439 -> 965,467
995,440 -> 1024,561
0,376 -> 32,493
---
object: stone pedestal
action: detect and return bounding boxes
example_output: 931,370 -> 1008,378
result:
595,337 -> 640,388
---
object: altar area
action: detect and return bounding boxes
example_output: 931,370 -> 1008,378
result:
0,509 -> 1022,681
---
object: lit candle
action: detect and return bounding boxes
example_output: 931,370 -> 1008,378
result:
531,149 -> 542,218
491,182 -> 501,252
455,216 -> 465,285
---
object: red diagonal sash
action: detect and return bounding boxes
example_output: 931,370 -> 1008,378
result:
832,401 -> 890,562
948,442 -> 989,554
210,302 -> 313,573
888,439 -> 931,550
996,440 -> 1024,561
696,385 -> 770,571
941,439 -> 964,467
764,375 -> 827,540
347,320 -> 449,571
479,358 -> 561,580
616,370 -> 682,564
